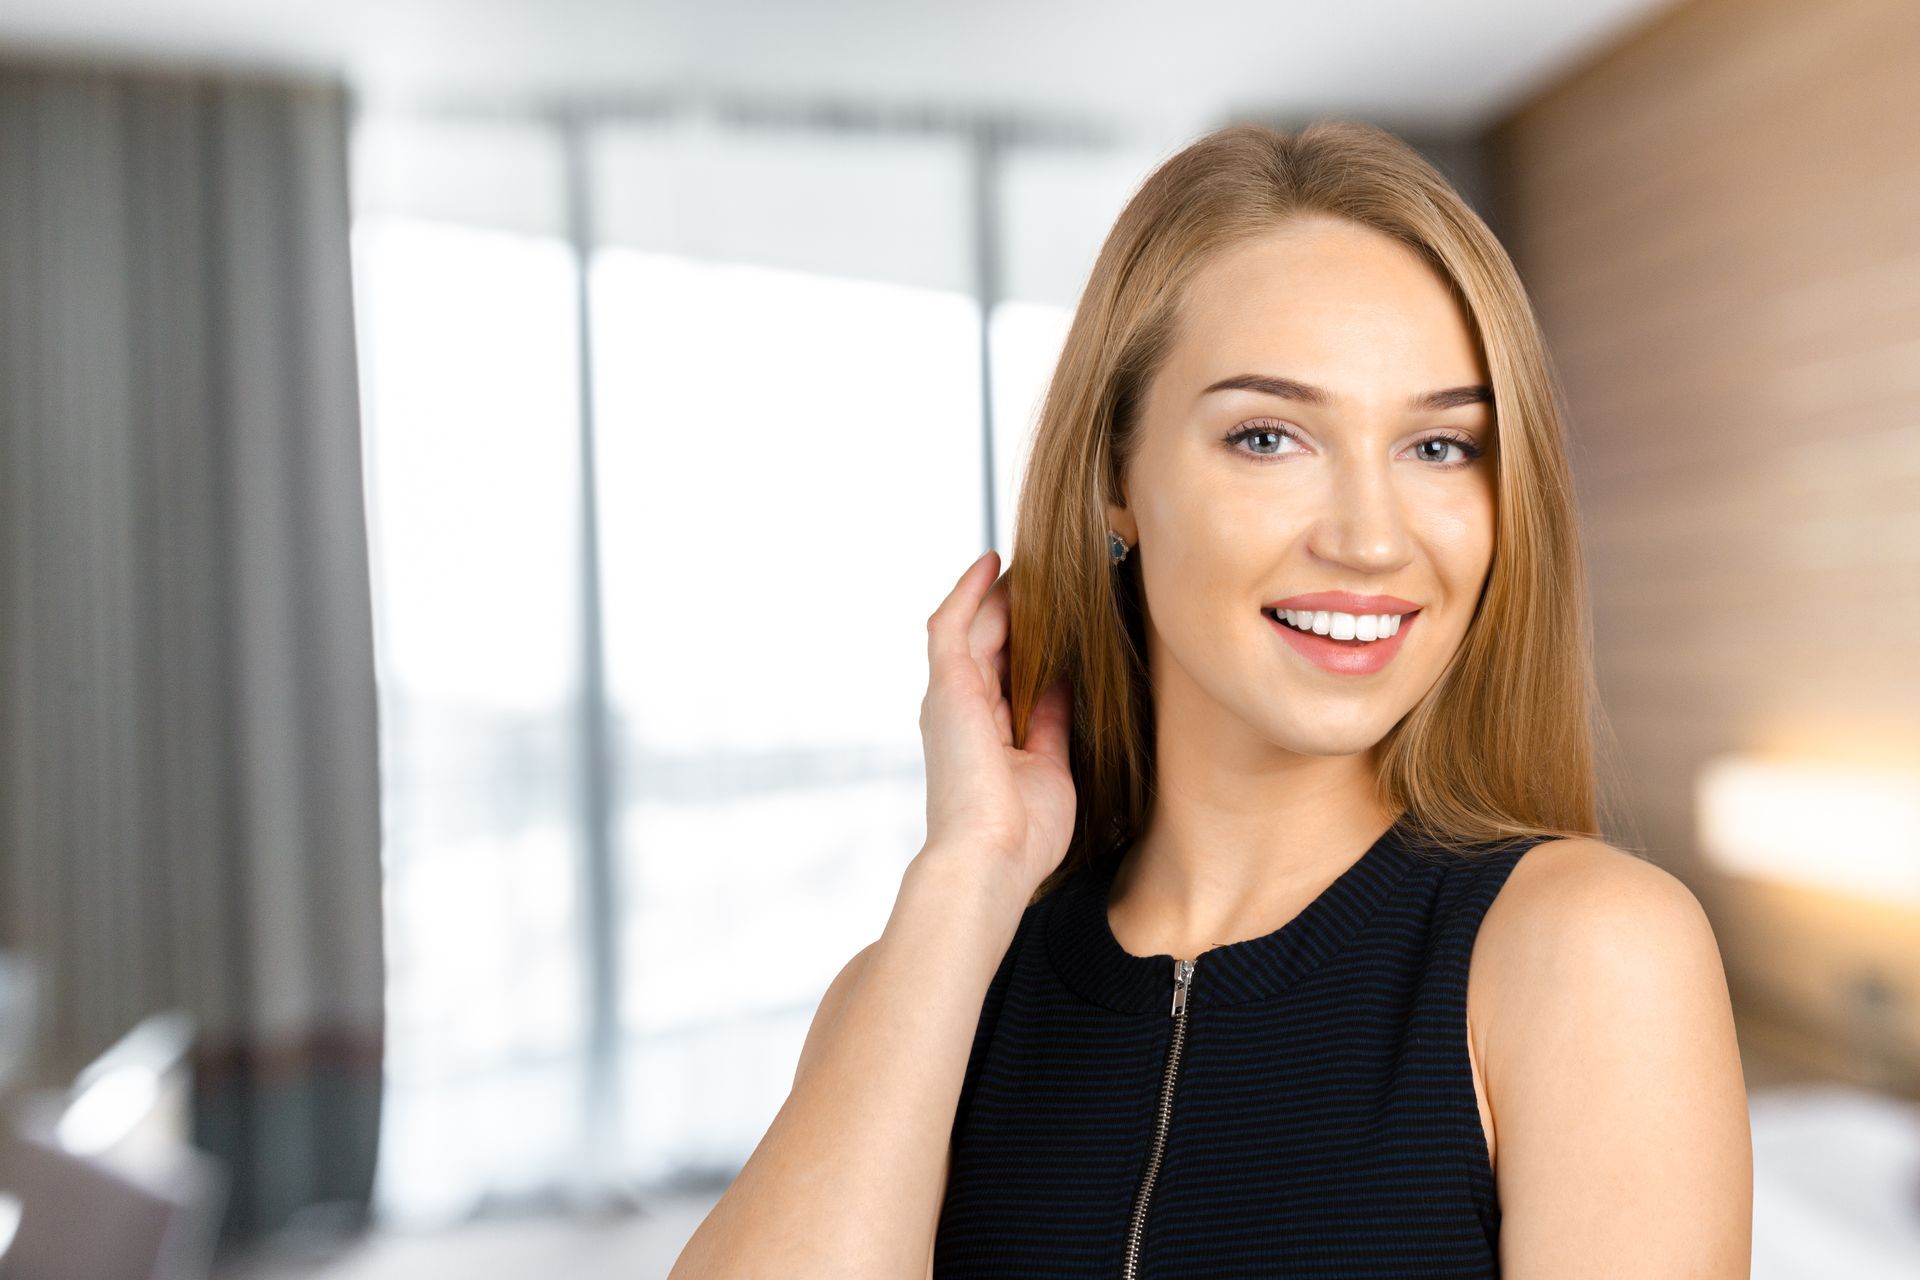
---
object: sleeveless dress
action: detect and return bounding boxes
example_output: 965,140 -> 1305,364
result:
933,814 -> 1556,1279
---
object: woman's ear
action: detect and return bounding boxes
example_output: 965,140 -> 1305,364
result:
1104,462 -> 1135,544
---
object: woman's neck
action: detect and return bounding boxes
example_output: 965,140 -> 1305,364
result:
1109,741 -> 1397,961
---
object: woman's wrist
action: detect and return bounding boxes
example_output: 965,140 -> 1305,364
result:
898,840 -> 1037,930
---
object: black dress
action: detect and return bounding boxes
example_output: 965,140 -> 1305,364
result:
934,814 -> 1555,1278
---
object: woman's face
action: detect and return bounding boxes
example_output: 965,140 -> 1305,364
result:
1108,215 -> 1497,760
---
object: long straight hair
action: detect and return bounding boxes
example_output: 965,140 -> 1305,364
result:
1005,119 -> 1629,902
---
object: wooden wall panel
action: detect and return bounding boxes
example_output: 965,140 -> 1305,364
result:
1485,0 -> 1920,1092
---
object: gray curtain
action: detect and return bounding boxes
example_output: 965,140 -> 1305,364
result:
0,60 -> 384,1244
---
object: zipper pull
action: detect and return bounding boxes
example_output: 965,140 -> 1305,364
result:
1171,956 -> 1195,1016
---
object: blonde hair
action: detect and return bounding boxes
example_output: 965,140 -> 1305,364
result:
1005,119 -> 1628,902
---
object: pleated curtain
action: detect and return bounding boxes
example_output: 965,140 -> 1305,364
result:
0,58 -> 385,1244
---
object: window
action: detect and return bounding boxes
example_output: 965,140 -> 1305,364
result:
350,104 -> 1163,1224
586,120 -> 983,1180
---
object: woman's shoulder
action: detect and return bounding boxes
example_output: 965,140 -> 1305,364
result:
1465,835 -> 1723,1154
1476,836 -> 1707,965
1469,836 -> 1716,1026
1466,837 -> 1751,1267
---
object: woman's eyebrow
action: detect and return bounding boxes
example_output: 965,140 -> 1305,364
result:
1198,373 -> 1494,411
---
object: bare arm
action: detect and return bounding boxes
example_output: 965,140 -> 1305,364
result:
1482,839 -> 1753,1277
794,936 -> 945,1280
666,849 -> 1029,1279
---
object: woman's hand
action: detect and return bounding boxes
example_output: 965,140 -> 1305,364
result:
917,549 -> 1076,899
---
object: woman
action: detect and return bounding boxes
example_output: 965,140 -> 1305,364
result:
670,120 -> 1752,1278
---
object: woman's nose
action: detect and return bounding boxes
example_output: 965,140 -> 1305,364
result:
1305,462 -> 1415,572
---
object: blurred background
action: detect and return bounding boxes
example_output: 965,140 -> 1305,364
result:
0,0 -> 1914,1277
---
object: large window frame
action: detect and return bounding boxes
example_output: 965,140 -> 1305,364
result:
352,95 -> 1143,1217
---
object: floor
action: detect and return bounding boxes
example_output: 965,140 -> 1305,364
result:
214,1190 -> 725,1280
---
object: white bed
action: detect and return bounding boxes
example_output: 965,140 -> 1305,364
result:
1750,1083 -> 1920,1279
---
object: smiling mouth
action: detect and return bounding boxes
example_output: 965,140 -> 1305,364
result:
1261,606 -> 1421,675
1261,606 -> 1419,646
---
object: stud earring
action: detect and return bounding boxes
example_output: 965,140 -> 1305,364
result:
1107,530 -> 1132,563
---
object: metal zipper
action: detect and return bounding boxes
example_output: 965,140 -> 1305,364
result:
1121,954 -> 1196,1280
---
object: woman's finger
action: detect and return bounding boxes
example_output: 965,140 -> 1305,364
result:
927,549 -> 1000,668
966,569 -> 1011,665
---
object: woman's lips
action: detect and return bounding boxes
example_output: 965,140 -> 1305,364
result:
1264,608 -> 1417,676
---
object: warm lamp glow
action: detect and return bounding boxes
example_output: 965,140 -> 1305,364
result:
1695,756 -> 1920,904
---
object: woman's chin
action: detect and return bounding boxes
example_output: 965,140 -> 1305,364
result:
1254,711 -> 1400,759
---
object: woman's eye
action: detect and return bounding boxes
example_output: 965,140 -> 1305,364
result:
1412,434 -> 1486,465
1223,424 -> 1299,457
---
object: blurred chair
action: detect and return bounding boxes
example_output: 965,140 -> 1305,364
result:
0,1013 -> 226,1280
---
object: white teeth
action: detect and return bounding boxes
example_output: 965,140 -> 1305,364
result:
1275,609 -> 1405,642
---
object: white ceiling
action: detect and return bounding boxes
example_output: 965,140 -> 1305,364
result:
0,0 -> 1676,137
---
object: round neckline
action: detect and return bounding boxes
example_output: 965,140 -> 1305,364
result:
1045,813 -> 1422,1012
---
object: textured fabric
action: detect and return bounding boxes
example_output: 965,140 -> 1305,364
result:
935,814 -> 1556,1278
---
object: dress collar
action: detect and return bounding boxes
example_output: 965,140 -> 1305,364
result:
1045,813 -> 1422,1013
